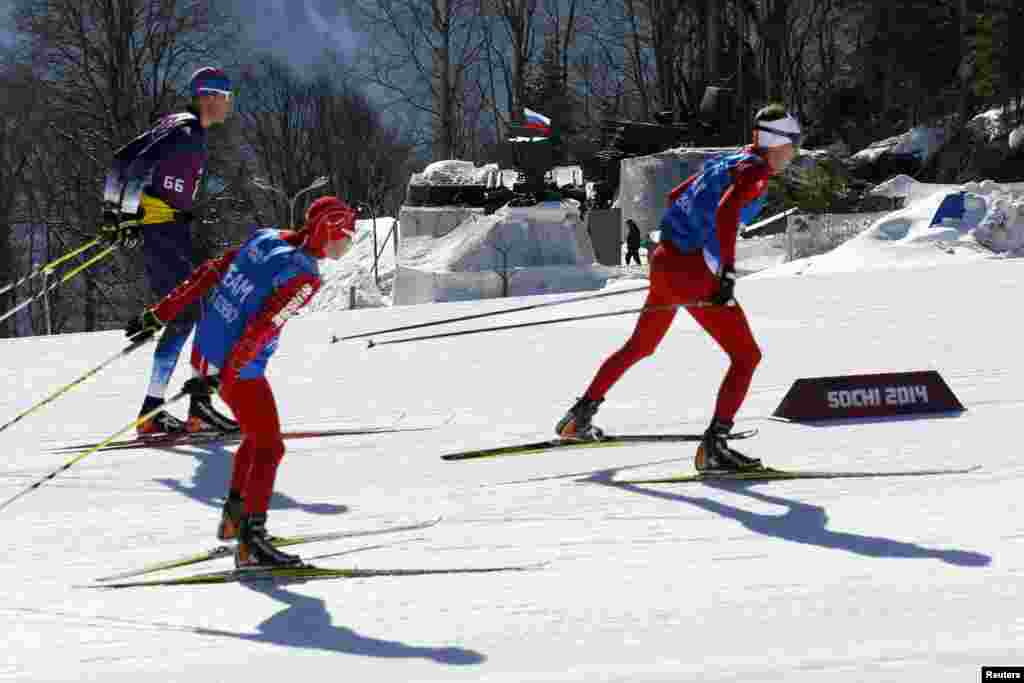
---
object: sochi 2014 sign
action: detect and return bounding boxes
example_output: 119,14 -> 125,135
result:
773,370 -> 965,422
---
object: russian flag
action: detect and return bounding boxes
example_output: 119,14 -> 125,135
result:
523,107 -> 551,135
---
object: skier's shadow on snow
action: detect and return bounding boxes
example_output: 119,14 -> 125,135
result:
582,468 -> 991,567
191,580 -> 485,665
153,441 -> 348,516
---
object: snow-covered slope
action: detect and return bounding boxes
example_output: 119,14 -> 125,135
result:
1,245 -> 1022,681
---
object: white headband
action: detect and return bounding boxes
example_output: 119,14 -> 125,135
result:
755,113 -> 802,148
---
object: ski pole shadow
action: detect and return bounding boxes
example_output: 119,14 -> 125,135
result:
580,467 -> 991,567
190,581 -> 486,665
153,440 -> 348,516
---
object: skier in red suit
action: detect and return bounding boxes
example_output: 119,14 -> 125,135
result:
124,196 -> 357,568
556,104 -> 802,472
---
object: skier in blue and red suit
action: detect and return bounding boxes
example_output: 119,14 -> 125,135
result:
101,66 -> 237,436
556,104 -> 802,472
124,196 -> 358,568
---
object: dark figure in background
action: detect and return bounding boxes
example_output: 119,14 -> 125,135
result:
625,219 -> 643,266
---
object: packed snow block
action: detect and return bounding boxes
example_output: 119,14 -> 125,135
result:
391,200 -> 609,305
392,265 -> 499,304
445,202 -> 593,271
773,371 -> 965,422
618,149 -> 731,238
392,264 -> 615,305
398,206 -> 486,239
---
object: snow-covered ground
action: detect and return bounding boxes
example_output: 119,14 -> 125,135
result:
2,204 -> 1024,680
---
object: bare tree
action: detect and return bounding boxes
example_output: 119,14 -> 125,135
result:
312,68 -> 416,212
0,61 -> 43,338
488,0 -> 541,122
349,0 -> 488,160
236,56 -> 327,226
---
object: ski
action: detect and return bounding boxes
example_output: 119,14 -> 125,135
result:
616,464 -> 982,485
55,425 -> 433,453
441,429 -> 758,462
89,561 -> 548,589
96,516 -> 443,582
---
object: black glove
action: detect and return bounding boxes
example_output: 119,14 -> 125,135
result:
98,208 -> 145,248
125,309 -> 164,342
711,267 -> 737,306
182,375 -> 220,397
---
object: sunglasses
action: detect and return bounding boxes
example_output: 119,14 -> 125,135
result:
198,89 -> 233,102
755,125 -> 802,147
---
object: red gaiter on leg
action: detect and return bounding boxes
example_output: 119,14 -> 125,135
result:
221,377 -> 285,515
583,241 -> 761,422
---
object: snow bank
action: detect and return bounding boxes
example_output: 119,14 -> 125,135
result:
973,193 -> 1024,255
307,216 -> 397,312
870,176 -> 1024,203
968,101 -> 1022,141
753,180 -> 1024,278
409,159 -> 498,187
852,126 -> 948,165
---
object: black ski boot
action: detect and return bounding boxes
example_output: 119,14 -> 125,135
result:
555,396 -> 605,441
235,513 -> 304,569
137,397 -> 187,436
217,492 -> 244,541
695,418 -> 762,472
187,394 -> 239,434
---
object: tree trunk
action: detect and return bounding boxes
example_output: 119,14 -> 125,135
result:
958,0 -> 971,126
0,222 -> 12,339
706,0 -> 720,85
433,0 -> 454,159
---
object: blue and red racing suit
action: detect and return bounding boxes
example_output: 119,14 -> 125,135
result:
582,148 -> 771,423
152,228 -> 321,514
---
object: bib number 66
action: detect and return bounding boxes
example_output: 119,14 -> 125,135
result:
163,176 -> 185,193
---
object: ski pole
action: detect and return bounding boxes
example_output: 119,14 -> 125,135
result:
0,388 -> 192,514
739,208 -> 797,237
364,300 -> 716,348
0,244 -> 118,326
331,284 -> 651,344
0,238 -> 103,298
0,335 -> 152,436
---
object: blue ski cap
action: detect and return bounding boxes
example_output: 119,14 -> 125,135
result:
190,67 -> 232,99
